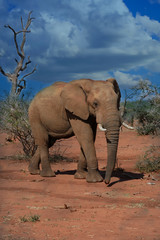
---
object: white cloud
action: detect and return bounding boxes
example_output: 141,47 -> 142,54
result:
113,71 -> 141,87
136,14 -> 160,37
72,70 -> 143,88
69,0 -> 128,19
40,12 -> 88,57
73,71 -> 111,80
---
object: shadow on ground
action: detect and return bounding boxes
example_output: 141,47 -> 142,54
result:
55,168 -> 144,186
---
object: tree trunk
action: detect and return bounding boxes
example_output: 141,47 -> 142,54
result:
10,77 -> 17,96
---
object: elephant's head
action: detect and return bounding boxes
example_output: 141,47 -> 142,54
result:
61,78 -> 121,184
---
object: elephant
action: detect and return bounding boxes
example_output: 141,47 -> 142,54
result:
28,78 -> 121,184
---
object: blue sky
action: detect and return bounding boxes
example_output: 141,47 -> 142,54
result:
0,0 -> 160,98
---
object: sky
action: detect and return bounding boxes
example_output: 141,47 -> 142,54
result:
0,0 -> 160,98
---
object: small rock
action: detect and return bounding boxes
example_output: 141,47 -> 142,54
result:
147,182 -> 155,185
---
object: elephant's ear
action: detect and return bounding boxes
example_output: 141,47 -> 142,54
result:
61,83 -> 89,120
107,78 -> 121,109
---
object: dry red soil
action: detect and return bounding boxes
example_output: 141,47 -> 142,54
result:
0,129 -> 160,240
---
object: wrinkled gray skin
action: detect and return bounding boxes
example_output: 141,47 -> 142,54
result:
28,78 -> 121,184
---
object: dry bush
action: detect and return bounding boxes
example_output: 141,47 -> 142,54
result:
136,146 -> 160,173
0,96 -> 36,156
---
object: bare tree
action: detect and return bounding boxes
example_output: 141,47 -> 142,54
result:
0,11 -> 36,96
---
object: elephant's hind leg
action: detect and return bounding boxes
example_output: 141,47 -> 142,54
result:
40,145 -> 56,177
28,147 -> 40,175
29,123 -> 55,177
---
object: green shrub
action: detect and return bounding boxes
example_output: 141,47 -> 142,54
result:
20,214 -> 40,223
135,98 -> 160,135
122,80 -> 160,135
124,99 -> 160,135
136,146 -> 160,173
0,96 -> 36,156
121,101 -> 137,126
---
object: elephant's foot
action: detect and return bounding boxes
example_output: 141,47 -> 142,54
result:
74,170 -> 87,179
86,169 -> 103,183
40,169 -> 56,177
28,166 -> 40,175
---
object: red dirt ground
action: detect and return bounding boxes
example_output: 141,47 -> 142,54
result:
0,128 -> 160,240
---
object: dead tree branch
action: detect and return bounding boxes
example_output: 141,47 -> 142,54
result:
0,11 -> 36,96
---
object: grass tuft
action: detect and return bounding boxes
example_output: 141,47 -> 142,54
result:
20,214 -> 40,223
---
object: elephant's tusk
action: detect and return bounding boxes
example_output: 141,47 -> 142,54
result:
122,122 -> 135,130
98,124 -> 107,131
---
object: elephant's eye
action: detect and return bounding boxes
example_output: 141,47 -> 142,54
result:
93,100 -> 98,108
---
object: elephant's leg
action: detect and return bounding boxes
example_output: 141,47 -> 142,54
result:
83,142 -> 103,183
70,119 -> 103,183
28,147 -> 40,175
40,145 -> 56,177
74,123 -> 97,179
30,123 -> 56,177
74,149 -> 87,179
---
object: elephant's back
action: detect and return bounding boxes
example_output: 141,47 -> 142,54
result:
29,81 -> 66,106
35,81 -> 66,98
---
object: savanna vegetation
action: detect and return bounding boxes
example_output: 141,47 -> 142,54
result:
122,80 -> 160,174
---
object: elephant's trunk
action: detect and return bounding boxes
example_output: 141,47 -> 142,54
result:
104,114 -> 120,184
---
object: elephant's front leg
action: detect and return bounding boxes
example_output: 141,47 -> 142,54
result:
70,119 -> 103,183
40,145 -> 56,177
74,149 -> 87,179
